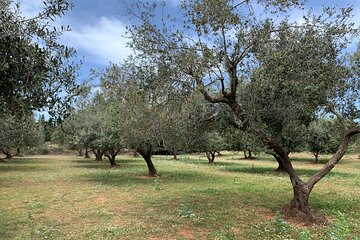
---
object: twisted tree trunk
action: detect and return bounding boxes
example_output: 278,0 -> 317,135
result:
2,150 -> 12,160
93,149 -> 103,161
137,147 -> 157,177
105,149 -> 119,167
272,154 -> 286,172
197,70 -> 360,224
244,150 -> 252,159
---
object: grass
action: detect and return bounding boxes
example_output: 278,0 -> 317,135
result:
0,152 -> 359,239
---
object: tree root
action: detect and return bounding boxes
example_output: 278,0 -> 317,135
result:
281,204 -> 328,225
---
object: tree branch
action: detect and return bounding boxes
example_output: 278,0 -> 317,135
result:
306,127 -> 360,190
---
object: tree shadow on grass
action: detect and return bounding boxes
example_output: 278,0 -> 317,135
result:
0,158 -> 50,164
222,166 -> 355,178
177,158 -> 242,168
0,164 -> 48,172
71,159 -> 144,171
79,167 -> 217,188
0,157 -> 52,172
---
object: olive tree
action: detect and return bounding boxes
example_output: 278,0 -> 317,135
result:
306,119 -> 339,163
0,112 -> 43,160
125,0 -> 359,223
99,61 -> 196,176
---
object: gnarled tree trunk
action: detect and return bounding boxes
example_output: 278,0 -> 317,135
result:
137,147 -> 157,177
244,150 -> 252,159
93,149 -> 103,161
105,149 -> 119,167
2,150 -> 12,160
271,128 -> 359,223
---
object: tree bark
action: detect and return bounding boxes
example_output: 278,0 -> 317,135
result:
137,147 -> 157,177
272,154 -> 286,172
93,149 -> 103,161
206,151 -> 216,164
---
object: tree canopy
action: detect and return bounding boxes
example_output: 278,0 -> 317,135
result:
0,0 -> 79,118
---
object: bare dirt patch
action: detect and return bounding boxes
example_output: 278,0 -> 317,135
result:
179,228 -> 195,239
95,195 -> 106,205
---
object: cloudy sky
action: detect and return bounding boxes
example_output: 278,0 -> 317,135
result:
17,0 -> 360,82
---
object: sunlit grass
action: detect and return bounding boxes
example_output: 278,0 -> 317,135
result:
0,152 -> 359,239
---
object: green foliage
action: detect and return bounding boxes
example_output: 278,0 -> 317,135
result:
0,112 -> 44,157
178,203 -> 197,219
306,119 -> 340,161
0,0 -> 79,117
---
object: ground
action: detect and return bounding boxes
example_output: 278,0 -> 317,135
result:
0,152 -> 359,239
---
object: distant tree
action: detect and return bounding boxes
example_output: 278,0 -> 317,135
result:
52,111 -> 86,156
306,119 -> 339,163
38,115 -> 55,142
99,61 -> 194,176
202,131 -> 227,164
226,130 -> 263,159
0,112 -> 43,160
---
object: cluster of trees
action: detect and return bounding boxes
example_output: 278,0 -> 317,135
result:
117,0 -> 359,223
2,0 -> 359,225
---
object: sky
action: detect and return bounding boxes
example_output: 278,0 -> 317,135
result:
17,0 -> 360,83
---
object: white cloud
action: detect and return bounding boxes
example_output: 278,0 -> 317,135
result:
61,17 -> 132,65
17,0 -> 45,18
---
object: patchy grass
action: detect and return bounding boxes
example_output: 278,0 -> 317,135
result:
0,152 -> 359,239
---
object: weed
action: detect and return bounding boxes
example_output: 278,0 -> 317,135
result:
327,211 -> 352,240
178,203 -> 197,219
154,176 -> 162,190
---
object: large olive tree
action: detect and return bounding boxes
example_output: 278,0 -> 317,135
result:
124,0 -> 359,223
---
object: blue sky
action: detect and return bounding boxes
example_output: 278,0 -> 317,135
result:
17,0 -> 360,83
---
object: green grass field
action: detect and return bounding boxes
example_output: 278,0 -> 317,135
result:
0,152 -> 359,239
